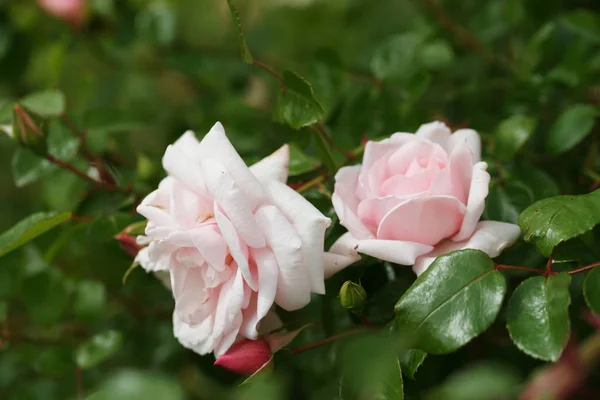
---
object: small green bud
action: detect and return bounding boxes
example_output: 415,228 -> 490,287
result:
339,281 -> 367,314
12,103 -> 48,156
122,220 -> 148,237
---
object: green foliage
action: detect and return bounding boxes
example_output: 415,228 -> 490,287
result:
19,89 -> 66,118
584,267 -> 600,314
276,71 -> 325,129
494,115 -> 536,160
76,330 -> 123,369
507,273 -> 572,361
0,211 -> 71,258
546,104 -> 598,154
519,189 -> 600,257
395,250 -> 506,354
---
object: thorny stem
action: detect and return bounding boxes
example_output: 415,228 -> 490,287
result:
289,328 -> 369,355
496,261 -> 600,276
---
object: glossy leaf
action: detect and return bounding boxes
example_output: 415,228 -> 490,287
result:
0,211 -> 71,259
519,189 -> 600,257
583,267 -> 600,314
494,115 -> 537,159
546,104 -> 598,154
561,9 -> 600,43
288,144 -> 320,176
400,349 -> 427,380
507,273 -> 571,361
76,330 -> 123,369
395,250 -> 506,354
20,89 -> 66,117
277,71 -> 325,129
226,0 -> 253,63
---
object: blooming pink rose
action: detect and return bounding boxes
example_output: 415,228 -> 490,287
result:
135,122 -> 332,356
329,121 -> 520,276
38,0 -> 85,26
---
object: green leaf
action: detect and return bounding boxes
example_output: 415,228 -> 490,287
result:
73,280 -> 106,321
288,144 -> 320,176
76,330 -> 123,369
399,349 -> 427,380
584,267 -> 600,314
24,270 -> 69,324
226,0 -> 253,63
518,189 -> 600,257
561,9 -> 600,44
394,250 -> 506,354
86,370 -> 184,400
0,211 -> 71,259
20,89 -> 66,117
507,273 -> 571,361
371,33 -> 424,82
546,104 -> 598,154
494,115 -> 537,159
419,39 -> 455,70
277,71 -> 325,129
426,363 -> 521,400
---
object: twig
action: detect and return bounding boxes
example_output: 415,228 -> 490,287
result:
45,155 -> 103,187
495,264 -> 547,274
546,257 -> 554,277
296,176 -> 325,194
75,368 -> 83,400
252,59 -> 285,88
314,124 -> 355,160
289,328 -> 368,355
568,262 -> 600,275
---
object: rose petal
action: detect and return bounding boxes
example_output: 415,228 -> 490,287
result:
196,122 -> 265,208
162,143 -> 209,196
449,128 -> 481,162
355,239 -> 433,265
377,196 -> 466,245
413,220 -> 521,275
173,312 -> 215,355
189,224 -> 229,273
263,180 -> 330,295
428,145 -> 473,203
201,158 -> 266,249
249,144 -> 290,183
214,205 -> 256,290
254,205 -> 310,311
415,121 -> 452,149
452,162 -> 490,241
332,166 -> 374,240
213,267 -> 245,340
323,232 -> 362,278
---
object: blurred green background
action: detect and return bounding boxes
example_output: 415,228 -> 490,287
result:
1,0 -> 600,399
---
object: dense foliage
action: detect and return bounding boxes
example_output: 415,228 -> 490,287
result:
1,0 -> 600,399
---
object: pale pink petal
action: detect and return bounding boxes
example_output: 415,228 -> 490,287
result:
213,267 -> 245,339
249,144 -> 290,183
214,313 -> 243,357
449,129 -> 481,162
173,313 -> 215,355
428,145 -> 473,203
323,232 -> 362,278
136,242 -> 173,272
452,162 -> 490,241
415,121 -> 452,149
355,239 -> 433,265
377,196 -> 466,245
357,197 -> 404,235
254,205 -> 310,311
253,248 -> 279,326
262,180 -> 330,295
386,139 -> 447,178
195,122 -> 265,208
162,144 -> 208,196
188,225 -> 229,272
413,221 -> 521,275
332,166 -> 374,240
201,159 -> 266,248
214,205 -> 255,290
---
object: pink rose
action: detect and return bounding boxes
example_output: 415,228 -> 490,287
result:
38,0 -> 85,26
135,122 -> 331,356
329,121 -> 520,276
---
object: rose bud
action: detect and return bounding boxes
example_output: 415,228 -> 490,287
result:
38,0 -> 85,27
12,104 -> 48,157
339,281 -> 367,314
214,338 -> 272,376
115,234 -> 143,258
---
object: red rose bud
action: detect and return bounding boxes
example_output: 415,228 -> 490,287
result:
12,104 -> 48,157
214,338 -> 272,376
115,234 -> 142,258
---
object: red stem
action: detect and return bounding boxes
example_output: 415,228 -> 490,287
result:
495,264 -> 547,274
568,262 -> 600,275
546,257 -> 554,277
289,328 -> 367,355
252,59 -> 285,87
45,155 -> 103,187
75,367 -> 83,400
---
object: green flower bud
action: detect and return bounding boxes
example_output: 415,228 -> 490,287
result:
339,281 -> 367,314
12,104 -> 48,156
